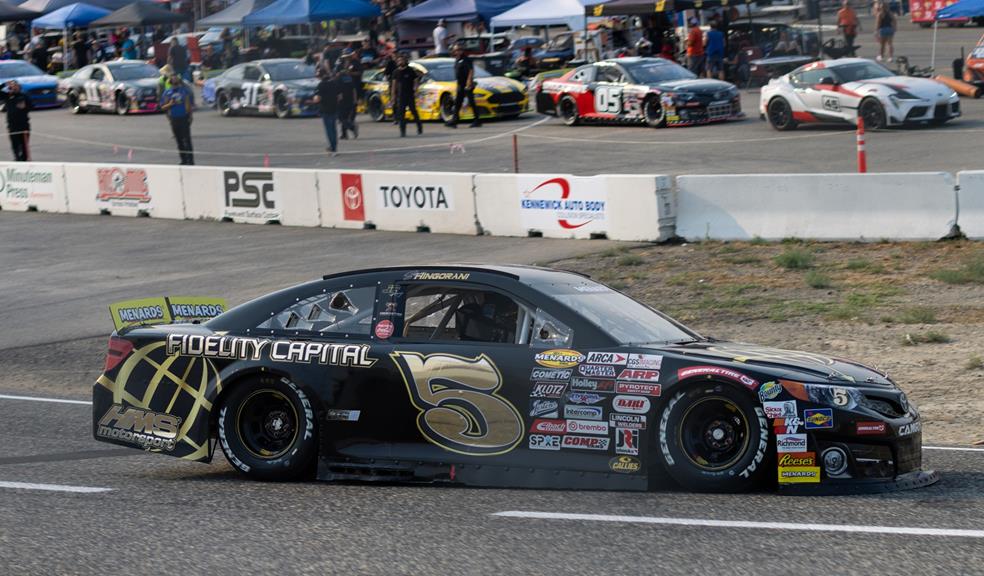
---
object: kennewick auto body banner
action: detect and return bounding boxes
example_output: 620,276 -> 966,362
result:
516,175 -> 608,234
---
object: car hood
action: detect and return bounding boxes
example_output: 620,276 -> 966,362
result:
651,78 -> 735,95
123,78 -> 159,89
475,76 -> 524,93
847,76 -> 953,98
656,340 -> 894,386
8,74 -> 58,87
278,78 -> 318,90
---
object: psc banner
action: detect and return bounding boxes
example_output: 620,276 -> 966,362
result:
109,296 -> 228,331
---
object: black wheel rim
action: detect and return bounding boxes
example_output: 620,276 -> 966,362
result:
441,96 -> 453,121
117,95 -> 127,114
645,98 -> 664,125
218,93 -> 229,113
561,99 -> 576,122
769,100 -> 790,128
236,389 -> 298,459
369,98 -> 382,120
276,95 -> 289,116
861,101 -> 882,128
678,396 -> 750,471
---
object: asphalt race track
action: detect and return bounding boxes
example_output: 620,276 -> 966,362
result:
19,20 -> 984,176
2,213 -> 984,575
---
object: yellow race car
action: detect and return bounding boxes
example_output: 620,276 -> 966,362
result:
361,58 -> 527,123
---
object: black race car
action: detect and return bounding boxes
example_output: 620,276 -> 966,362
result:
93,265 -> 936,493
201,58 -> 319,119
58,61 -> 162,115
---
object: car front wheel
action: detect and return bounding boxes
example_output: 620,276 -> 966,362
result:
217,90 -> 235,116
70,91 -> 87,114
115,93 -> 129,115
218,375 -> 317,481
368,94 -> 386,122
859,97 -> 886,130
274,92 -> 291,119
767,97 -> 796,131
656,382 -> 769,492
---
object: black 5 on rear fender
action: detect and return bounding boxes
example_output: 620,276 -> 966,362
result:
657,382 -> 769,492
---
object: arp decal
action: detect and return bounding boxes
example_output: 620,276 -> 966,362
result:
617,369 -> 660,382
391,352 -> 524,456
677,366 -> 758,389
534,349 -> 585,369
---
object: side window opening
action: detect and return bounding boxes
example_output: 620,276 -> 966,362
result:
531,309 -> 573,348
402,285 -> 530,344
257,286 -> 375,335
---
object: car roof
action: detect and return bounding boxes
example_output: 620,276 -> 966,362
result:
819,58 -> 876,68
322,264 -> 589,284
250,58 -> 305,65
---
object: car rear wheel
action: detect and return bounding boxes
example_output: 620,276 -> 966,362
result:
558,95 -> 579,126
643,95 -> 666,128
368,94 -> 386,122
767,97 -> 797,131
69,91 -> 87,114
217,90 -> 236,117
656,382 -> 769,492
859,98 -> 886,130
218,375 -> 317,481
115,93 -> 129,115
274,92 -> 291,119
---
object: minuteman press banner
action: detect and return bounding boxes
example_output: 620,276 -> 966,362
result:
516,175 -> 608,234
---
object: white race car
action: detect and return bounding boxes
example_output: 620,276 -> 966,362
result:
760,58 -> 960,130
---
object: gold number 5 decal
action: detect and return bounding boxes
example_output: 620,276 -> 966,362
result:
391,351 -> 523,456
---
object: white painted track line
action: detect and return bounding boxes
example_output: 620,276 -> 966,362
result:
0,480 -> 112,493
0,394 -> 91,405
493,511 -> 984,538
924,446 -> 984,452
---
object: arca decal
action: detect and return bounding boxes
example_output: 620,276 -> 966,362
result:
391,352 -> 524,456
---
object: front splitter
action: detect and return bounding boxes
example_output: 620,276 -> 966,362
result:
778,469 -> 940,496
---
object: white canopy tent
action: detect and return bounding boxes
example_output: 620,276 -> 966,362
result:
490,0 -> 599,32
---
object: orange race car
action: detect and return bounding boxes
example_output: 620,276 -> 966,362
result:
965,34 -> 984,87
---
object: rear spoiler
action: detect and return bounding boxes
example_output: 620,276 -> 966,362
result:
109,296 -> 228,331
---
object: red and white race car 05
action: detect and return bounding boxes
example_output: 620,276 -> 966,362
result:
535,57 -> 743,128
760,58 -> 960,130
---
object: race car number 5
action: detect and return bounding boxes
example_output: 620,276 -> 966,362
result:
391,351 -> 523,456
595,86 -> 621,114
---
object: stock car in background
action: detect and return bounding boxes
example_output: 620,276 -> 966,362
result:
761,58 -> 960,130
92,265 -> 936,494
537,57 -> 742,128
362,58 -> 527,123
965,34 -> 984,87
0,60 -> 60,109
59,61 -> 162,115
202,58 -> 319,119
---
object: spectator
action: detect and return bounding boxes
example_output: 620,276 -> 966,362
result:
875,1 -> 896,62
338,64 -> 359,140
29,31 -> 48,72
121,31 -> 137,60
705,21 -> 725,80
392,53 -> 422,137
157,64 -> 173,97
382,52 -> 398,125
433,18 -> 448,56
514,46 -> 536,79
367,19 -> 379,53
686,18 -> 704,76
316,68 -> 340,155
838,0 -> 860,56
773,31 -> 800,56
448,43 -> 480,128
160,74 -> 195,165
71,31 -> 87,68
168,37 -> 190,82
0,80 -> 31,161
220,27 -> 235,68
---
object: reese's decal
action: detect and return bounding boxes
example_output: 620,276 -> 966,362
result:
165,334 -> 376,368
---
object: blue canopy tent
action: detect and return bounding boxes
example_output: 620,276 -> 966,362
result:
395,0 -> 526,23
31,2 -> 110,71
931,0 -> 984,71
242,0 -> 379,26
19,0 -> 131,14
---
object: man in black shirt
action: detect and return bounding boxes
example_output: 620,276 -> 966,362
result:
338,65 -> 359,139
382,53 -> 398,125
448,43 -> 481,128
392,53 -> 422,137
317,69 -> 340,155
0,81 -> 31,161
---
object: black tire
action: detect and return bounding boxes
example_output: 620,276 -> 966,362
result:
115,92 -> 129,116
69,90 -> 87,114
767,97 -> 797,131
859,97 -> 886,130
557,95 -> 579,126
217,90 -> 235,117
643,95 -> 666,128
367,94 -> 386,122
440,93 -> 455,124
218,375 -> 317,481
274,92 -> 291,119
656,382 -> 769,492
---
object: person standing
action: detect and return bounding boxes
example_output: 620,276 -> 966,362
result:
392,53 -> 422,137
433,18 -> 448,56
875,2 -> 896,62
382,52 -> 398,125
71,31 -> 88,68
448,43 -> 480,128
160,74 -> 195,165
121,31 -> 137,60
837,0 -> 860,56
168,38 -> 190,82
338,64 -> 359,140
0,80 -> 31,161
704,21 -> 725,80
686,18 -> 705,76
316,68 -> 340,155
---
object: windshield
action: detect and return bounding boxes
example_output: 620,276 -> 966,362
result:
264,61 -> 316,81
625,60 -> 696,83
545,34 -> 573,51
0,62 -> 44,79
832,61 -> 894,82
109,63 -> 159,80
541,281 -> 697,345
420,62 -> 491,82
